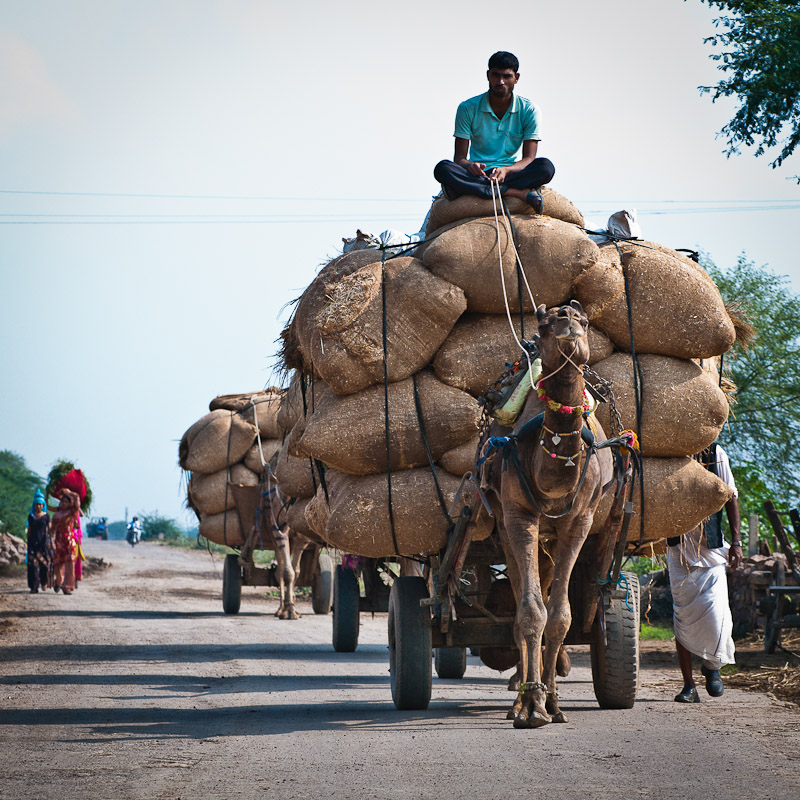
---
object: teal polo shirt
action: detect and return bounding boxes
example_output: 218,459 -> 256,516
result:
453,92 -> 541,168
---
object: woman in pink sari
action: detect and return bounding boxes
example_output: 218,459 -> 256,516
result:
51,488 -> 81,594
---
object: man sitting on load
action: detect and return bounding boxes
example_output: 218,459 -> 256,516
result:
434,51 -> 555,211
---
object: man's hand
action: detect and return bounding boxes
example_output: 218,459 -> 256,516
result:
728,542 -> 743,570
464,160 -> 487,178
489,166 -> 510,184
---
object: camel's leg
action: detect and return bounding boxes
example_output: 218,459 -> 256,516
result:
272,532 -> 298,619
536,547 -> 571,678
500,498 -> 549,729
541,515 -> 593,723
278,536 -> 307,620
497,520 -> 525,703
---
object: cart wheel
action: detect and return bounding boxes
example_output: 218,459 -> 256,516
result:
332,565 -> 360,652
764,561 -> 785,654
590,571 -> 639,709
435,647 -> 467,679
389,576 -> 432,710
222,553 -> 242,615
312,553 -> 333,615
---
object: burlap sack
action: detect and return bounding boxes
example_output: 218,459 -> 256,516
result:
282,249 -> 384,371
432,313 -> 613,397
439,435 -> 480,476
573,242 -> 736,358
421,216 -> 599,313
294,370 -> 479,475
274,438 -> 317,498
189,464 -> 259,516
199,509 -> 245,547
179,409 -> 257,474
209,388 -> 281,412
294,257 -> 466,395
424,186 -> 584,236
590,456 -> 733,543
304,468 -> 464,557
243,438 -> 281,473
590,353 -> 729,457
286,497 -> 324,544
276,373 -> 305,432
286,379 -> 333,458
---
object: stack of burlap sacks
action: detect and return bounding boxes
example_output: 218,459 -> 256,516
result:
276,187 -> 738,559
179,391 -> 284,547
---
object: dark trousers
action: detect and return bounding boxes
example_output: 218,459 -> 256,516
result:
433,157 -> 555,201
27,555 -> 49,591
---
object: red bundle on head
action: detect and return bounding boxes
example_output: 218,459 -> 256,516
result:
54,469 -> 87,502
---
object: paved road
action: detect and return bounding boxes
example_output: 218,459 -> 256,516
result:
1,539 -> 798,800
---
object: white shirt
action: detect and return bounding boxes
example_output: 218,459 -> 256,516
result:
667,445 -> 737,570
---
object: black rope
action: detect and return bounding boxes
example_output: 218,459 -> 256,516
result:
380,248 -> 401,556
615,241 -> 646,546
412,373 -> 451,523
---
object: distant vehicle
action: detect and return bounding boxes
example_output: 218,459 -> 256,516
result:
86,516 -> 109,540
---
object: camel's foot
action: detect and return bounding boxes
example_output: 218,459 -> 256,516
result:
506,693 -> 524,720
278,604 -> 301,620
507,673 -> 522,692
513,710 -> 551,729
546,692 -> 568,724
274,604 -> 285,618
511,688 -> 550,729
556,647 -> 571,678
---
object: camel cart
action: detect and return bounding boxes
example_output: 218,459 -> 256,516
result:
220,482 -> 334,617
386,474 -> 641,711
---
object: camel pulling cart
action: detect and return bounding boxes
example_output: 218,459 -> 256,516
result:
220,481 -> 333,617
384,468 -> 641,711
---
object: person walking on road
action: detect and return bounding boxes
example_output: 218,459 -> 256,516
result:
50,487 -> 82,595
666,442 -> 742,703
26,489 -> 52,593
433,51 -> 555,209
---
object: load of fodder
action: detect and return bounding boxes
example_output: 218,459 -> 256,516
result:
278,186 -> 741,558
179,390 -> 286,547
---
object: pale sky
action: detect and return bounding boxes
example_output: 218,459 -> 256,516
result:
1,0 -> 798,528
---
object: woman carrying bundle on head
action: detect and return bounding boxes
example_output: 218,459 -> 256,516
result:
26,489 -> 52,593
50,487 -> 82,595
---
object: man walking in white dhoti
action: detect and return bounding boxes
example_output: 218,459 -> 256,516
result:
666,442 -> 743,703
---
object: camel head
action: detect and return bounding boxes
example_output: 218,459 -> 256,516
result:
535,300 -> 590,367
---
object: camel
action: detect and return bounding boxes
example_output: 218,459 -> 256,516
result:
262,484 -> 313,620
233,477 -> 313,620
486,300 -> 613,728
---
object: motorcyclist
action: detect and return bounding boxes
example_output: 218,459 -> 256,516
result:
126,517 -> 142,546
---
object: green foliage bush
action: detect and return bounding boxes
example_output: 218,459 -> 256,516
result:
0,451 -> 44,538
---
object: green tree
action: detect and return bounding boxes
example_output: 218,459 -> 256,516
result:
696,1 -> 800,170
704,255 -> 800,524
139,512 -> 184,542
0,451 -> 44,539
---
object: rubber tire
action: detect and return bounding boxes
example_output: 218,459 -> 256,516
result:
764,561 -> 785,654
332,566 -> 360,652
435,647 -> 467,679
389,576 -> 432,710
222,553 -> 242,615
591,571 -> 640,709
312,553 -> 333,615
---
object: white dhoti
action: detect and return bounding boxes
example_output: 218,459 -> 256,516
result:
667,559 -> 735,669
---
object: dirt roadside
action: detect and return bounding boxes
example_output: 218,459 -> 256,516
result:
1,539 -> 798,800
